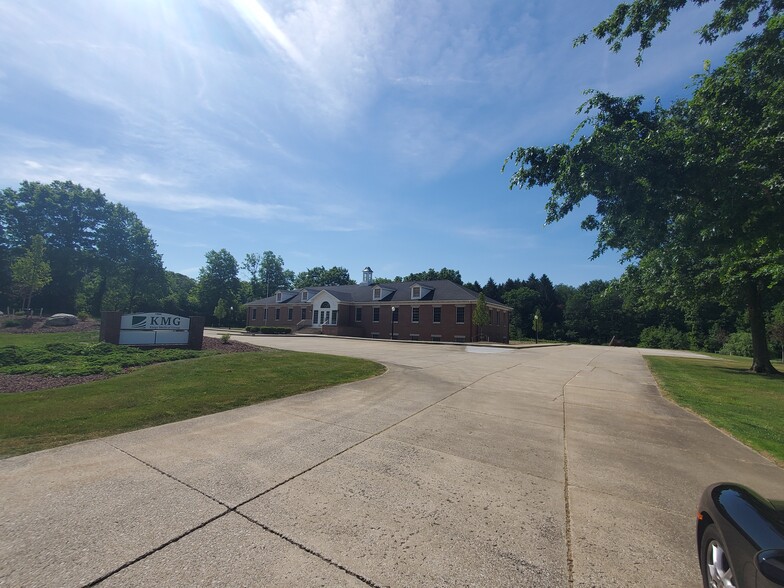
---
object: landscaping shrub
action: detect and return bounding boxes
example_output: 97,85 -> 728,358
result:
0,341 -> 203,376
719,332 -> 754,357
244,326 -> 289,334
638,325 -> 690,350
220,333 -> 231,344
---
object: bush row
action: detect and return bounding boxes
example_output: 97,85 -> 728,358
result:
244,326 -> 291,334
0,342 -> 202,376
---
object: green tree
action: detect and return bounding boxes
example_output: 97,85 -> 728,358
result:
472,292 -> 490,341
503,286 -> 539,339
259,251 -> 295,296
293,265 -> 354,288
400,267 -> 463,285
161,272 -> 197,316
575,0 -> 780,64
770,301 -> 784,362
532,309 -> 543,344
2,181 -> 106,312
506,20 -> 783,372
242,253 -> 263,299
195,249 -> 240,321
214,298 -> 228,327
89,202 -> 165,313
11,234 -> 51,309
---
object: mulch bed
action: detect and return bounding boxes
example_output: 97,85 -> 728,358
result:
0,322 -> 263,394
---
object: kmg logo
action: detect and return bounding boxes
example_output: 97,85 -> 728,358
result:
121,313 -> 189,331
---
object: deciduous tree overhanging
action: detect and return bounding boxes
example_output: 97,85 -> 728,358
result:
573,0 -> 781,64
506,4 -> 783,373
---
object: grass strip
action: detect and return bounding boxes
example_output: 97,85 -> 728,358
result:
0,350 -> 384,457
645,354 -> 784,464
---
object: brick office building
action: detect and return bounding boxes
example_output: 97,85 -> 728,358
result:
245,268 -> 511,343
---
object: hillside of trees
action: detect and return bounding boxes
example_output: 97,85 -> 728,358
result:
2,181 -> 782,360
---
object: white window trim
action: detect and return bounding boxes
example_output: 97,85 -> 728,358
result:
301,291 -> 308,302
412,306 -> 419,323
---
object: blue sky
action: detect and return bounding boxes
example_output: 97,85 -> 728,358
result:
0,0 -> 742,286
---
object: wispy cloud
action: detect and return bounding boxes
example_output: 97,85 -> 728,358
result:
226,0 -> 307,67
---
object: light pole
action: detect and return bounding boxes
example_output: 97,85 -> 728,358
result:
533,310 -> 542,344
390,306 -> 396,339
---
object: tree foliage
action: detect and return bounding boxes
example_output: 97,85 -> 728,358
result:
472,292 -> 490,340
194,249 -> 241,321
397,267 -> 463,285
11,235 -> 51,309
575,0 -> 781,63
293,266 -> 355,288
506,17 -> 784,372
1,181 -> 167,314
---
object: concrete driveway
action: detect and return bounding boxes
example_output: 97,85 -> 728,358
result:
2,338 -> 782,587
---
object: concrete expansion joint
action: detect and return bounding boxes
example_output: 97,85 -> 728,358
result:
81,511 -> 229,587
104,441 -> 230,508
235,510 -> 385,588
83,357 -> 570,587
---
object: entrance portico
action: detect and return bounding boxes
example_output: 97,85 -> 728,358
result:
309,291 -> 340,327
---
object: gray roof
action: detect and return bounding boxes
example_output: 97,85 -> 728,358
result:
246,280 -> 509,308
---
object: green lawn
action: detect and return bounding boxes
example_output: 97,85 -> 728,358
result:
645,354 -> 784,463
1,346 -> 384,457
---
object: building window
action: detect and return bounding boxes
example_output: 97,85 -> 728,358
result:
373,307 -> 380,322
263,308 -> 268,321
454,335 -> 465,343
412,307 -> 419,323
431,335 -> 441,342
371,332 -> 379,339
301,307 -> 307,320
433,306 -> 441,323
301,291 -> 308,302
392,307 -> 399,322
412,286 -> 421,299
331,310 -> 337,324
496,310 -> 500,325
251,308 -> 257,320
288,308 -> 293,321
355,307 -> 362,322
313,310 -> 318,323
410,334 -> 419,341
275,308 -> 280,320
276,292 -> 282,302
373,287 -> 382,300
456,307 -> 465,324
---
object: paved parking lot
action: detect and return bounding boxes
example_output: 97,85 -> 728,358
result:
2,337 -> 783,587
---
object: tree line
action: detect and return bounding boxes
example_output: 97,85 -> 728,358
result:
1,180 -> 781,362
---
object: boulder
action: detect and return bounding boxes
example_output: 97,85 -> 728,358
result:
44,313 -> 79,327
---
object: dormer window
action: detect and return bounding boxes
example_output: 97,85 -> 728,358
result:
276,292 -> 282,302
373,287 -> 382,300
410,283 -> 432,300
301,290 -> 308,302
